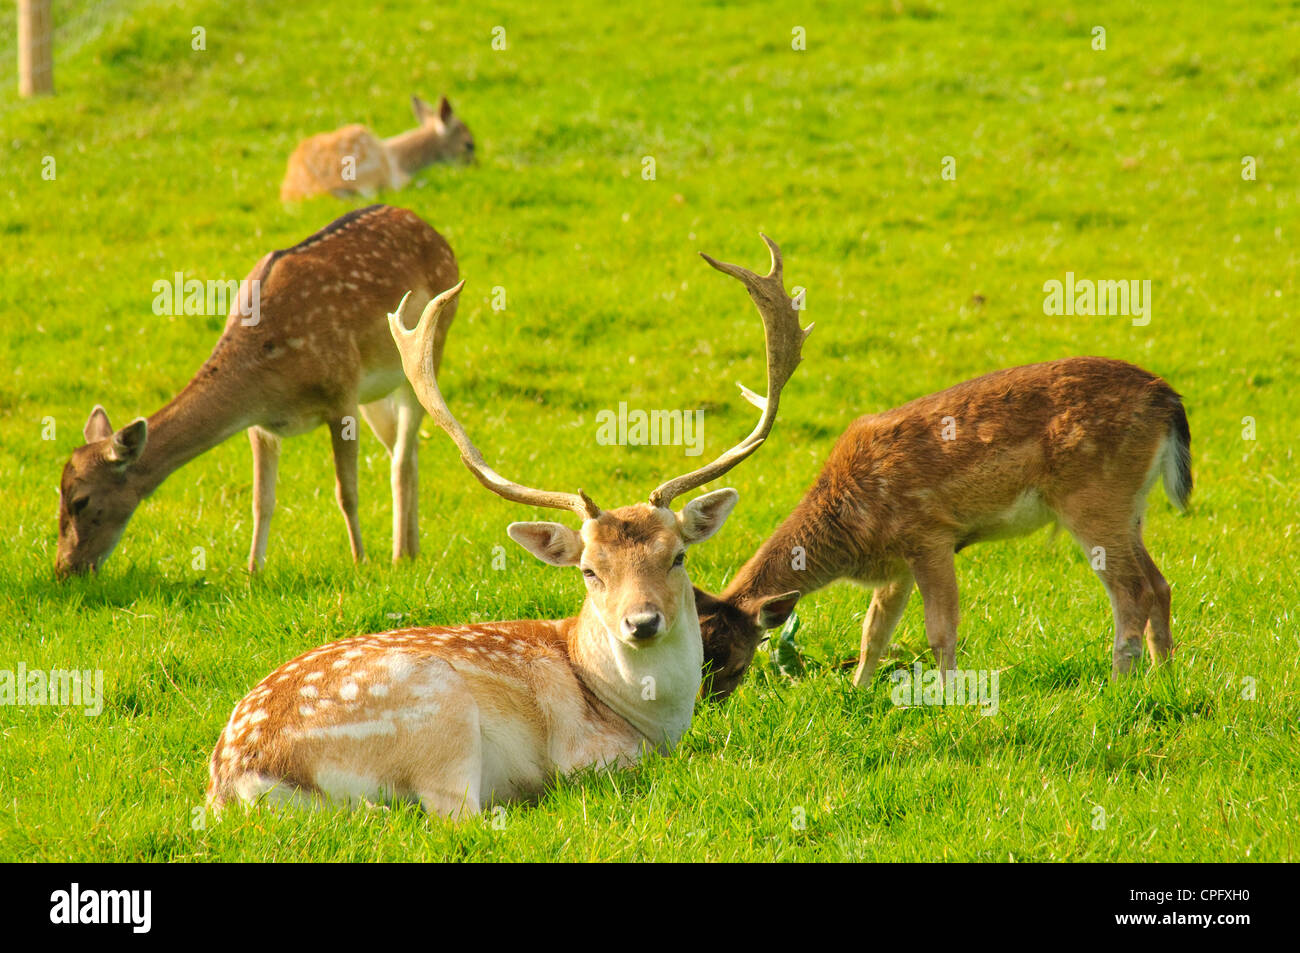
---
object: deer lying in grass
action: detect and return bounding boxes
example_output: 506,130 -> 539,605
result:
56,205 -> 458,578
694,356 -> 1192,700
206,236 -> 811,816
280,95 -> 475,202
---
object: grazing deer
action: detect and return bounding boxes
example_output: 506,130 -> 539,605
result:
280,95 -> 475,202
206,236 -> 811,817
694,356 -> 1192,700
55,204 -> 458,578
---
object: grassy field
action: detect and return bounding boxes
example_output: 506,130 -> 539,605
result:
0,0 -> 1296,861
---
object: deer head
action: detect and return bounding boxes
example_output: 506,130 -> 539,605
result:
55,406 -> 150,578
404,94 -> 475,165
695,586 -> 801,700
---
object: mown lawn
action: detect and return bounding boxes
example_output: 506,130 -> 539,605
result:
0,0 -> 1295,861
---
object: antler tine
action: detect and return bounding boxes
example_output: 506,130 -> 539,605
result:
647,235 -> 813,510
698,231 -> 783,288
389,286 -> 601,520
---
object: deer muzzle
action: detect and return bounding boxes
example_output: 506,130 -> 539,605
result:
621,606 -> 664,642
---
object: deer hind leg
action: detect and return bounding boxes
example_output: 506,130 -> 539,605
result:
851,575 -> 915,688
247,427 -> 281,572
1067,523 -> 1152,678
419,782 -> 483,820
410,672 -> 482,819
329,412 -> 366,562
1134,531 -> 1173,665
910,551 -> 960,679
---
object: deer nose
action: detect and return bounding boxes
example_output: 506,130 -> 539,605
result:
53,555 -> 84,580
621,609 -> 663,641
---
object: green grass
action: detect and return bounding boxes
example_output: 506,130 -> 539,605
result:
1,0 -> 1297,861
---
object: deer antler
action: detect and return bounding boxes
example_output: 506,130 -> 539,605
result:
388,284 -> 601,520
647,234 -> 813,509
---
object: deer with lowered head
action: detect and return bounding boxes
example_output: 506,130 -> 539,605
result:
280,95 -> 475,202
694,355 -> 1192,700
56,205 -> 458,578
206,236 -> 812,817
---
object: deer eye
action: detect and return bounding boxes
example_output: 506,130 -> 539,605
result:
582,567 -> 599,581
672,552 -> 686,567
69,496 -> 90,517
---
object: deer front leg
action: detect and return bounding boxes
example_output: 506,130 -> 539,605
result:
248,426 -> 281,572
851,575 -> 914,688
361,393 -> 415,561
360,396 -> 399,453
910,550 -> 960,680
329,413 -> 366,563
391,387 -> 424,562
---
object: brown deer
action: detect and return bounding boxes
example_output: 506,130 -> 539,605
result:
206,236 -> 811,816
694,356 -> 1192,700
280,95 -> 474,202
55,205 -> 458,578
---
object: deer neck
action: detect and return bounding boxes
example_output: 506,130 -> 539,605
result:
130,367 -> 258,498
723,487 -> 855,610
567,589 -> 703,751
383,127 -> 448,177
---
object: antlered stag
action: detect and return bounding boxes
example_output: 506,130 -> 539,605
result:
694,356 -> 1192,700
206,236 -> 811,816
56,205 -> 458,577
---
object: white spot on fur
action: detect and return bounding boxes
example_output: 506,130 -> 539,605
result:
381,652 -> 414,683
303,717 -> 397,740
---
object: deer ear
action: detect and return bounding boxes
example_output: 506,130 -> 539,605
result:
756,591 -> 800,630
84,405 -> 113,443
678,488 -> 739,545
108,418 -> 148,466
411,94 -> 437,126
507,522 -> 583,566
437,94 -> 454,124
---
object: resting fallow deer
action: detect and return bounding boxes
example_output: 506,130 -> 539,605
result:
205,236 -> 811,817
694,356 -> 1192,700
55,204 -> 458,578
280,95 -> 475,202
